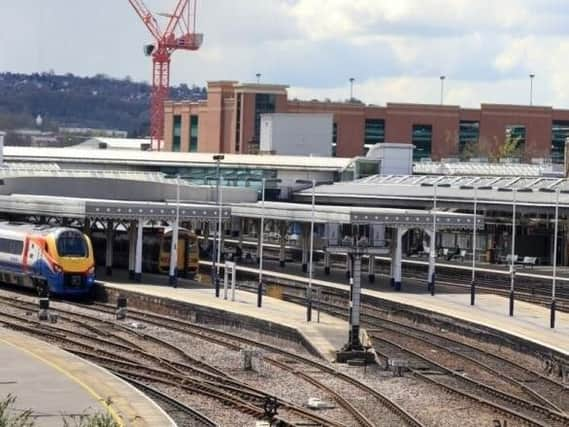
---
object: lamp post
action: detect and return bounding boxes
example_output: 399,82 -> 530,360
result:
349,77 -> 355,101
421,181 -> 451,296
296,179 -> 333,322
212,154 -> 224,297
540,187 -> 564,328
247,177 -> 282,308
440,75 -> 446,105
164,173 -> 193,287
256,73 -> 261,84
170,175 -> 180,287
498,187 -> 532,316
529,73 -> 535,106
459,184 -> 492,305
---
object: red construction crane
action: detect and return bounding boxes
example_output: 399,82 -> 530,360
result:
128,0 -> 203,150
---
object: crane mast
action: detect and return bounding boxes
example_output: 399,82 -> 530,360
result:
128,0 -> 202,150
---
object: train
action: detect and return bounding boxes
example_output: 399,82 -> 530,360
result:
92,226 -> 200,278
0,222 -> 95,296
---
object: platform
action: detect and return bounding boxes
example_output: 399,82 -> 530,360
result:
101,272 -> 351,361
363,290 -> 569,357
0,327 -> 174,426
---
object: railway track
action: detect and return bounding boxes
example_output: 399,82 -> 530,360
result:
116,374 -> 218,427
268,291 -> 569,426
369,333 -> 565,427
360,309 -> 569,413
0,294 -> 385,427
85,300 -> 423,427
207,243 -> 569,311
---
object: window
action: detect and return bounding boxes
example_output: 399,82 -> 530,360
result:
57,232 -> 87,257
172,115 -> 181,152
459,121 -> 479,153
412,124 -> 432,161
0,238 -> 23,255
505,125 -> 525,156
235,94 -> 242,152
364,119 -> 385,145
332,122 -> 337,157
190,115 -> 199,152
551,121 -> 569,164
254,93 -> 276,143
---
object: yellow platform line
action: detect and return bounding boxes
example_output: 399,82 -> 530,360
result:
0,337 -> 124,426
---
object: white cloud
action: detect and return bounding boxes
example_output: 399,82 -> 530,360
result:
3,0 -> 569,109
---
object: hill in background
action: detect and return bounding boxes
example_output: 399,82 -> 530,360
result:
0,71 -> 206,137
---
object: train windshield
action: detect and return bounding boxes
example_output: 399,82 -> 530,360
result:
57,232 -> 88,257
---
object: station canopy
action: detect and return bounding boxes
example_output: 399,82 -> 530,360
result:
231,201 -> 481,230
294,175 -> 569,211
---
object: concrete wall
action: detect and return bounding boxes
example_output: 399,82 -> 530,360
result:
260,113 -> 333,156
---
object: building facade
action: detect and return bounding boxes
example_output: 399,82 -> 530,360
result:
164,81 -> 569,162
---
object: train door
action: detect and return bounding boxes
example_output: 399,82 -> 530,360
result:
177,236 -> 186,273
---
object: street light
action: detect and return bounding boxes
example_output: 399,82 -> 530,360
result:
247,177 -> 282,308
529,73 -> 535,106
256,73 -> 261,84
440,75 -> 446,105
459,184 -> 492,305
540,187 -> 567,328
498,187 -> 532,316
164,174 -> 181,287
349,77 -> 355,101
296,179 -> 333,322
212,154 -> 225,297
421,181 -> 451,296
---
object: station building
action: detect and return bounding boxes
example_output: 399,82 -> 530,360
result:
164,80 -> 569,163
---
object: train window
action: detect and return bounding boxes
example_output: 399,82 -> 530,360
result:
0,238 -> 23,254
57,232 -> 88,257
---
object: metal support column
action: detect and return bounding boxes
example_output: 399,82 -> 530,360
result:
350,254 -> 363,350
394,228 -> 404,291
389,229 -> 396,287
279,221 -> 286,268
128,220 -> 136,280
256,219 -> 262,264
427,229 -> 436,294
105,220 -> 113,276
134,218 -> 143,282
301,224 -> 308,273
368,255 -> 375,283
324,252 -> 331,275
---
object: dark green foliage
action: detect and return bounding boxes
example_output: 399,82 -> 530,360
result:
0,72 -> 206,137
63,412 -> 119,427
0,394 -> 34,427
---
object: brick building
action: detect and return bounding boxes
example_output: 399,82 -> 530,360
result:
164,81 -> 569,162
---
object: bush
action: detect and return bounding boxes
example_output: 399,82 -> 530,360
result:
0,394 -> 34,427
63,412 -> 119,427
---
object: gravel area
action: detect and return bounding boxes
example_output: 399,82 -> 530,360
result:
152,382 -> 258,427
0,287 -> 566,426
336,364 -> 509,427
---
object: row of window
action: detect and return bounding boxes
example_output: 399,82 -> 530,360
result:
0,238 -> 23,255
172,115 -> 199,152
331,120 -> 567,162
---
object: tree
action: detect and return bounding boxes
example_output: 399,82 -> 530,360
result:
496,133 -> 523,160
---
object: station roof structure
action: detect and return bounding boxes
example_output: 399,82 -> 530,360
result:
3,147 -> 351,172
0,168 -> 257,204
231,201 -> 481,229
0,194 -> 231,222
294,174 -> 569,213
414,161 -> 563,177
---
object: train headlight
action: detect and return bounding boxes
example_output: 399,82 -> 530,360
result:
87,265 -> 95,276
53,264 -> 63,274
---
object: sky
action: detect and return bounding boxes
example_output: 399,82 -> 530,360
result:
2,0 -> 569,108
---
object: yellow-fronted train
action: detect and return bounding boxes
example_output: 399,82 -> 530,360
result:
0,222 -> 95,296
